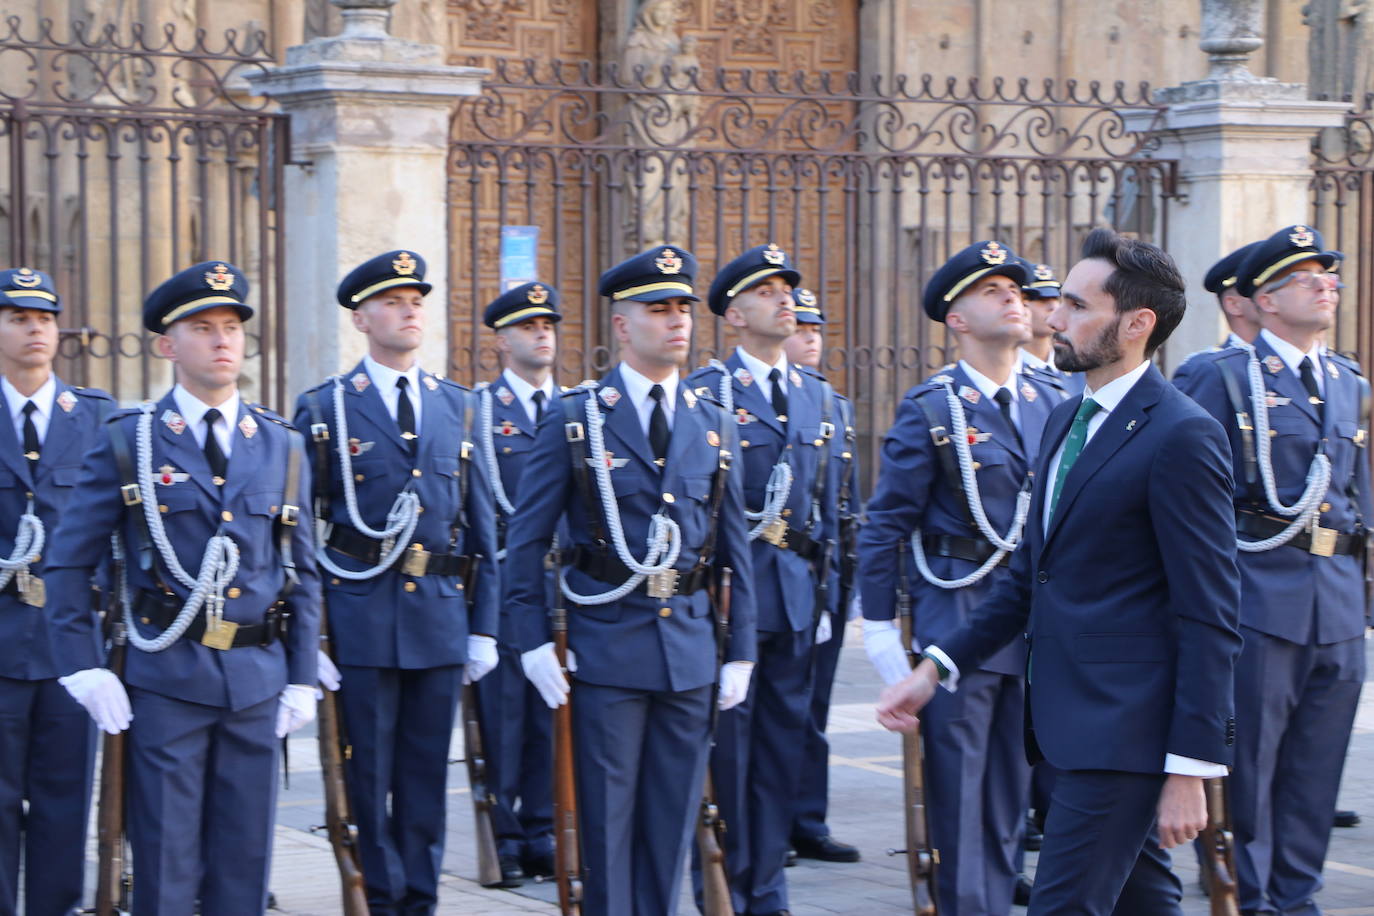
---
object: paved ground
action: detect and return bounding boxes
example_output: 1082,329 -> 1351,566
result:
91,623 -> 1374,914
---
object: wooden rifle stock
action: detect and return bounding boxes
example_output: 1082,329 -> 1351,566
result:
1202,777 -> 1240,916
698,568 -> 735,916
551,553 -> 583,915
92,619 -> 130,915
893,550 -> 939,915
316,611 -> 369,916
460,681 -> 503,886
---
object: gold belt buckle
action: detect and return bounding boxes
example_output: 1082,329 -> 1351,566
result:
201,619 -> 239,651
1309,525 -> 1338,558
19,575 -> 45,608
646,569 -> 680,599
761,518 -> 789,548
402,544 -> 432,577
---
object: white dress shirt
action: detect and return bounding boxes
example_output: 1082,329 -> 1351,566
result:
735,346 -> 790,404
960,360 -> 1021,430
3,374 -> 55,445
363,354 -> 423,434
173,384 -> 240,459
618,362 -> 678,437
502,369 -> 556,426
1259,328 -> 1324,397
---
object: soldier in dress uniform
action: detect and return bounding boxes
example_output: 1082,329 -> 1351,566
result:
294,250 -> 500,915
1015,258 -> 1085,396
784,289 -> 862,864
0,268 -> 112,916
858,241 -> 1066,915
1170,240 -> 1264,390
505,245 -> 757,915
475,281 -> 562,885
1173,225 -> 1370,916
685,245 -> 841,916
45,260 -> 322,914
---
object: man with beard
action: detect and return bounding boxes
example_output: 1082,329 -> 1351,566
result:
1173,225 -> 1369,916
858,242 -> 1064,914
878,228 -> 1242,915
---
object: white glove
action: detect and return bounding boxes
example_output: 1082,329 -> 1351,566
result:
464,634 -> 499,684
718,661 -> 754,711
863,618 -> 914,687
317,649 -> 342,692
815,611 -> 834,645
521,642 -> 570,708
275,684 -> 318,738
59,668 -> 132,735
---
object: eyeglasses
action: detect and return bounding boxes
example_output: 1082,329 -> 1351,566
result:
1262,270 -> 1342,294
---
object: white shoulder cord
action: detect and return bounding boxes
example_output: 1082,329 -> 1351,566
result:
911,382 -> 1032,589
0,497 -> 44,594
123,403 -> 241,653
559,390 -> 682,606
708,358 -> 793,540
1238,346 -> 1332,552
315,376 -> 422,580
476,384 -> 517,561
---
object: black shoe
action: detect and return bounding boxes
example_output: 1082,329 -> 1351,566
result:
1014,875 -> 1032,907
792,834 -> 861,863
266,893 -> 279,910
522,849 -> 556,879
494,855 -> 525,888
784,847 -> 798,867
1335,809 -> 1361,827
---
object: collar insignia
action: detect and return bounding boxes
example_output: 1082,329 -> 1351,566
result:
959,385 -> 981,405
789,369 -> 802,387
599,386 -> 621,407
162,409 -> 186,435
56,390 -> 77,413
733,367 -> 754,387
351,372 -> 371,392
1021,383 -> 1038,403
423,375 -> 438,391
683,388 -> 697,409
496,386 -> 515,406
238,415 -> 258,439
1263,355 -> 1284,375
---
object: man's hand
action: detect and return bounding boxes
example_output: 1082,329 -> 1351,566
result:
59,668 -> 132,735
875,658 -> 939,734
463,634 -> 499,684
1156,774 -> 1207,849
521,642 -> 570,708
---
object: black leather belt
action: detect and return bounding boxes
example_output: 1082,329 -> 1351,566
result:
134,590 -> 286,649
567,546 -> 711,597
0,578 -> 19,597
1236,509 -> 1365,557
754,519 -> 824,562
327,527 -> 475,579
922,533 -> 1011,567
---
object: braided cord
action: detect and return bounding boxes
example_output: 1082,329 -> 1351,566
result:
708,358 -> 793,538
0,497 -> 44,592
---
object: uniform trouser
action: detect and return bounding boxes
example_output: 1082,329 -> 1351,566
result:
126,688 -> 279,916
922,669 -> 1029,916
1231,627 -> 1365,916
698,627 -> 814,914
339,664 -> 463,916
478,643 -> 553,861
791,616 -> 846,843
1029,770 -> 1183,916
572,681 -> 711,916
0,675 -> 95,916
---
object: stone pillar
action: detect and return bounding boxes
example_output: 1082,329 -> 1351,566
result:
245,0 -> 488,399
1122,0 -> 1349,368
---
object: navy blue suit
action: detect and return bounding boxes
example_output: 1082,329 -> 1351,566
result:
295,361 -> 498,915
1175,338 -> 1370,915
857,364 -> 1063,914
476,371 -> 555,864
934,366 -> 1242,915
684,353 -> 841,914
45,390 -> 321,915
504,365 -> 757,916
0,378 -> 109,916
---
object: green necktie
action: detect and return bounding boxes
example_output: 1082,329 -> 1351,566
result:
1047,398 -> 1101,523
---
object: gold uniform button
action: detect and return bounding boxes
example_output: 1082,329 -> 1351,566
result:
662,493 -> 676,504
270,505 -> 278,514
159,504 -> 168,513
782,508 -> 793,517
355,473 -> 365,481
140,616 -> 151,624
503,447 -> 512,454
813,438 -> 824,447
412,468 -> 423,478
221,510 -> 234,522
658,606 -> 672,618
331,578 -> 340,586
741,440 -> 750,448
227,587 -> 241,599
1321,502 -> 1332,512
972,462 -> 982,470
403,581 -> 418,593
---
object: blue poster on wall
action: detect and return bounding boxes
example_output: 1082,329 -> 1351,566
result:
500,226 -> 540,291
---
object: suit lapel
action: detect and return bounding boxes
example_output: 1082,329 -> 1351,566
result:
598,367 -> 659,473
344,360 -> 409,453
155,391 -> 221,502
221,402 -> 262,504
953,365 -> 1025,461
497,371 -> 537,437
0,387 -> 34,486
1020,383 -> 1053,462
786,366 -> 820,438
416,369 -> 445,467
1254,337 -> 1320,426
726,351 -> 785,438
664,385 -> 706,480
34,381 -> 80,479
1323,356 -> 1353,440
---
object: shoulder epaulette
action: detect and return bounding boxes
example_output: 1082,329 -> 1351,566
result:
1328,351 -> 1363,375
436,376 -> 471,393
1020,367 -> 1065,394
796,365 -> 830,383
1175,346 -> 1226,369
105,405 -> 143,424
71,386 -> 114,401
1213,346 -> 1250,364
246,403 -> 298,431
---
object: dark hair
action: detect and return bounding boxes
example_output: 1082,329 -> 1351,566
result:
1080,227 -> 1186,356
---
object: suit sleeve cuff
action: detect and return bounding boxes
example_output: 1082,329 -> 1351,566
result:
924,645 -> 961,693
1163,753 -> 1228,778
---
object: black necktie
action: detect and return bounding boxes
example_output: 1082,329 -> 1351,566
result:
993,387 -> 1022,448
20,400 -> 39,474
202,408 -> 228,484
396,377 -> 417,451
532,389 -> 547,424
648,384 -> 670,465
769,368 -> 789,426
1298,357 -> 1324,423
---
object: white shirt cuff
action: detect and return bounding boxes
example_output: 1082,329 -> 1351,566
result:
1163,753 -> 1228,778
924,645 -> 961,692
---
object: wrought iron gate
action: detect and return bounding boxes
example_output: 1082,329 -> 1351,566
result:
1311,95 -> 1374,369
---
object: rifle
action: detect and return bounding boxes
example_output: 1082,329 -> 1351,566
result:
92,617 -> 131,915
551,547 -> 583,915
886,547 -> 939,915
460,681 -> 503,886
1201,777 -> 1240,916
698,567 -> 735,916
316,610 -> 369,916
